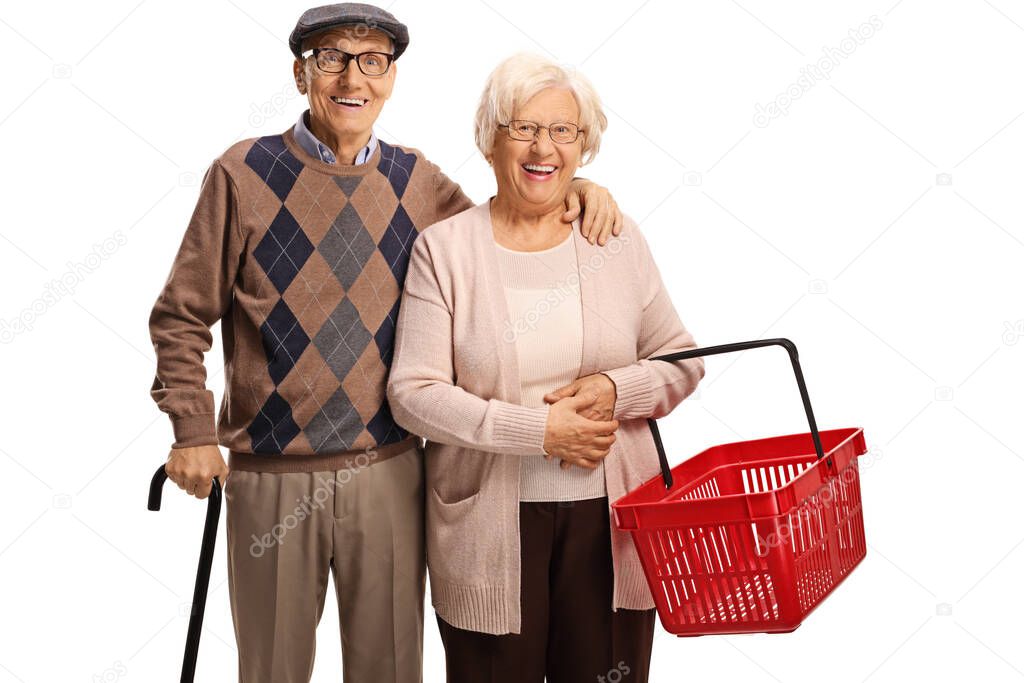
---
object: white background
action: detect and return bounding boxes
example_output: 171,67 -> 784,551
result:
1,0 -> 1022,681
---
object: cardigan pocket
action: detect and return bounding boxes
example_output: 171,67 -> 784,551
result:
426,485 -> 501,586
430,485 -> 480,512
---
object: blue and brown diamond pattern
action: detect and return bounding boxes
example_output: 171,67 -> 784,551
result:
378,203 -> 418,286
259,299 -> 310,385
253,205 -> 315,294
244,135 -> 305,201
246,389 -> 302,454
377,142 -> 418,199
242,136 -> 422,454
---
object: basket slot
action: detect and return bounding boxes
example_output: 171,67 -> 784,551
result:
745,525 -> 780,622
676,527 -> 712,623
693,574 -> 778,625
723,522 -> 774,623
647,528 -> 693,620
716,525 -> 733,571
716,525 -> 763,623
647,529 -> 690,614
670,530 -> 693,608
704,527 -> 724,573
741,458 -> 814,495
706,527 -> 746,624
850,491 -> 867,571
789,480 -> 840,611
833,462 -> 866,575
751,521 -> 766,557
707,459 -> 795,497
833,476 -> 848,563
679,475 -> 722,501
643,522 -> 781,627
671,453 -> 821,502
687,527 -> 721,623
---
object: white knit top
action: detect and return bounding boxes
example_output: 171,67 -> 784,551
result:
494,227 -> 607,502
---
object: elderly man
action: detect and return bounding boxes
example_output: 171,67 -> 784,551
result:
148,4 -> 623,682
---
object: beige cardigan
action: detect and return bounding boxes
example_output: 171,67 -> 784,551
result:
387,201 -> 705,635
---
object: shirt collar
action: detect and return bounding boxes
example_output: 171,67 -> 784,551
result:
293,110 -> 377,165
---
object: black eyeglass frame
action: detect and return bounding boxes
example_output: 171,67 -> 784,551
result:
300,48 -> 395,76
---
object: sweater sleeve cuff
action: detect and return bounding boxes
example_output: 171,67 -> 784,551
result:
493,403 -> 550,455
170,413 -> 219,449
603,365 -> 655,420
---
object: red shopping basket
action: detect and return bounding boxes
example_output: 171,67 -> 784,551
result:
612,339 -> 868,636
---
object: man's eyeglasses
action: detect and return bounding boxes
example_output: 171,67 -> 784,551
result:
498,120 -> 584,144
301,48 -> 394,76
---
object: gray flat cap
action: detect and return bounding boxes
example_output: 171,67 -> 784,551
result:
289,3 -> 409,59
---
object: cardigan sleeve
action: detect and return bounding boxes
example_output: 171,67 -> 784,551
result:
387,234 -> 550,455
148,160 -> 243,448
601,221 -> 705,421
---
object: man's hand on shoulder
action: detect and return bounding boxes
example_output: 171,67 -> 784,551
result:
563,178 -> 623,246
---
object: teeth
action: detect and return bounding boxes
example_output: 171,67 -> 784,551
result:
523,164 -> 556,173
330,96 -> 365,105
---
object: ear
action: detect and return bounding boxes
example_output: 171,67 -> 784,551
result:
293,59 -> 306,94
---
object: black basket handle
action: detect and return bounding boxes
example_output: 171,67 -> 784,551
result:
647,338 -> 826,490
148,466 -> 222,683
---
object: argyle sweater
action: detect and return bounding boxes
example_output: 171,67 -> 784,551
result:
149,127 -> 472,471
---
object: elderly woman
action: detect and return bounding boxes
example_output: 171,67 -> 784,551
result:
387,53 -> 704,682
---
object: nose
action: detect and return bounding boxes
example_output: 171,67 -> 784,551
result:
337,58 -> 363,87
530,129 -> 555,156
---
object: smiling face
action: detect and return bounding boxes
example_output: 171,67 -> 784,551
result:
489,88 -> 584,217
293,26 -> 396,154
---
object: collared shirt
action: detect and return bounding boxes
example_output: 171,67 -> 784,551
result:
293,109 -> 378,165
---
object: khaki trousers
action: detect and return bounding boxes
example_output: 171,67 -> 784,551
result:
225,442 -> 425,683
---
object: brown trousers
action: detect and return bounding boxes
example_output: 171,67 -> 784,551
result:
436,497 -> 656,683
225,442 -> 425,683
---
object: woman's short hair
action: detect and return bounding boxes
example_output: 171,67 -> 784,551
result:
474,53 -> 608,165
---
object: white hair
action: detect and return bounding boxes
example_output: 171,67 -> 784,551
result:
474,53 -> 607,165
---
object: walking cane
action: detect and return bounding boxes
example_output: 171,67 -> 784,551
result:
148,466 -> 222,683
